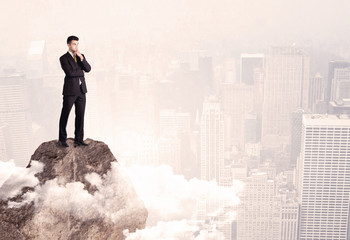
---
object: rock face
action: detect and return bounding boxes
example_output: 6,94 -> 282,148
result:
0,138 -> 148,240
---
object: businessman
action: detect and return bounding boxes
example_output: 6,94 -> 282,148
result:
58,35 -> 91,147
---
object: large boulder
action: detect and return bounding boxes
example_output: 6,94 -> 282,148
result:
0,138 -> 148,240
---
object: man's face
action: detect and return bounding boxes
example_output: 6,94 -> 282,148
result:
68,40 -> 79,53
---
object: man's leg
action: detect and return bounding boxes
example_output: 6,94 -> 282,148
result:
74,92 -> 86,142
59,95 -> 76,142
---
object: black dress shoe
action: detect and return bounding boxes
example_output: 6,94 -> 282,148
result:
58,140 -> 69,147
74,140 -> 88,146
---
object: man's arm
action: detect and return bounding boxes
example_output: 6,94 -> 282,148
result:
80,54 -> 91,72
59,55 -> 84,78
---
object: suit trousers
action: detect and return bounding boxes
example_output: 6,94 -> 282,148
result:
59,85 -> 86,142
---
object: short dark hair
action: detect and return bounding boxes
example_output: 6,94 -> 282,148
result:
67,35 -> 79,44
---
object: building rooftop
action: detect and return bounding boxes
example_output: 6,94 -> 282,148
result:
303,113 -> 350,125
329,99 -> 350,107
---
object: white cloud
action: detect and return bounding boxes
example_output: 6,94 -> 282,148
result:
123,219 -> 225,240
0,161 -> 145,224
0,160 -> 43,200
0,161 -> 244,239
121,163 -> 244,239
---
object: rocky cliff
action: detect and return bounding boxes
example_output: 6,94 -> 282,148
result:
0,138 -> 148,240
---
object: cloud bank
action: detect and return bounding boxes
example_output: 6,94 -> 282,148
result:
0,160 -> 243,239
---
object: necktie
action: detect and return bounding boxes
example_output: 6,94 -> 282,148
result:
74,55 -> 77,63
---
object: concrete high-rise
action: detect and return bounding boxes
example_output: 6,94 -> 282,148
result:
297,114 -> 350,240
262,46 -> 310,146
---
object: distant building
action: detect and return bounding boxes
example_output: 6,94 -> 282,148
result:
26,40 -> 48,78
331,67 -> 350,101
198,95 -> 232,239
200,95 -> 225,183
328,99 -> 350,114
237,171 -> 281,240
0,72 -> 32,167
244,114 -> 260,144
221,82 -> 254,149
237,166 -> 299,240
326,60 -> 350,102
308,73 -> 325,112
290,109 -> 305,166
159,109 -> 191,135
0,122 -> 10,162
262,46 -> 310,146
240,54 -> 264,85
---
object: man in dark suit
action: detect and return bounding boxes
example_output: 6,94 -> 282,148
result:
58,35 -> 91,147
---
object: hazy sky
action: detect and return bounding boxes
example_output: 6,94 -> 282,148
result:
1,0 -> 350,56
1,1 -> 349,238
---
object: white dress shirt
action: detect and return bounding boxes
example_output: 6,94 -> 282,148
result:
68,50 -> 82,85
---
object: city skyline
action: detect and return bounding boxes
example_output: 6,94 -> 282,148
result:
1,1 -> 350,239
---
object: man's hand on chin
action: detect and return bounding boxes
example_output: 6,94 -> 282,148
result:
76,49 -> 84,61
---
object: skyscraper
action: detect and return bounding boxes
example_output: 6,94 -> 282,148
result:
331,67 -> 350,101
290,109 -> 305,166
197,95 -> 233,239
240,53 -> 264,85
297,114 -> 350,239
308,73 -> 325,112
262,46 -> 310,146
200,95 -> 225,183
326,61 -> 350,103
221,82 -> 254,149
0,72 -> 32,167
237,171 -> 281,240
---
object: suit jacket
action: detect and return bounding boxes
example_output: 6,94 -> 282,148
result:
59,51 -> 91,95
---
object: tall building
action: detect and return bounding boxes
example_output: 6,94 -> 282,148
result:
137,130 -> 158,166
331,67 -> 350,101
308,73 -> 325,112
221,82 -> 254,148
200,95 -> 225,183
158,133 -> 181,174
244,114 -> 260,144
198,55 -> 214,94
0,72 -> 32,167
26,40 -> 48,79
262,46 -> 310,146
159,109 -> 191,135
237,167 -> 299,240
240,54 -> 265,85
290,109 -> 305,166
0,122 -> 10,162
253,67 -> 265,115
237,171 -> 281,240
224,58 -> 237,84
280,198 -> 299,240
198,95 -> 228,237
297,114 -> 350,239
326,61 -> 350,102
158,109 -> 191,174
